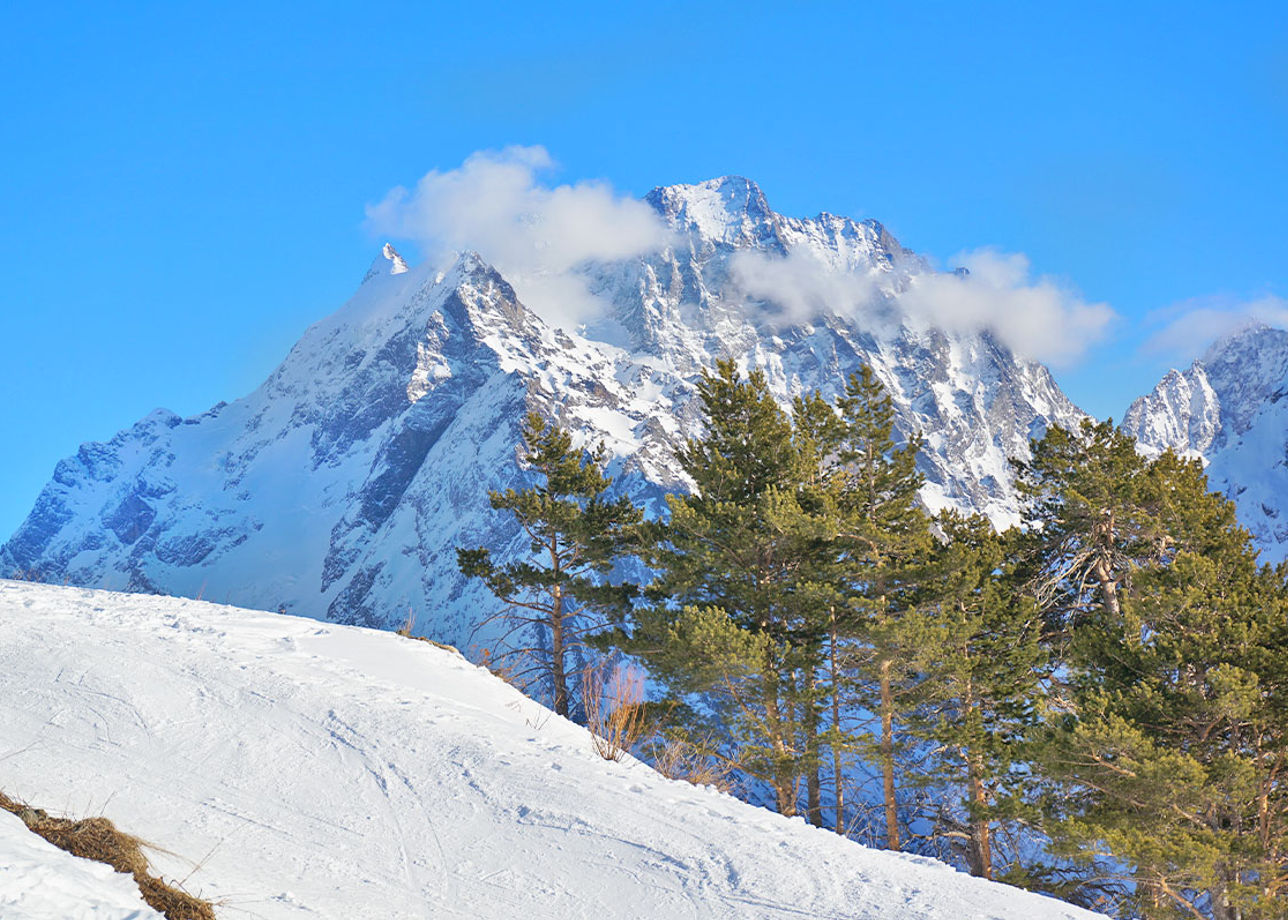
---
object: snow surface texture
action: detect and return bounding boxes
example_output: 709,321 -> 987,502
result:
0,810 -> 163,920
1123,323 -> 1288,561
0,176 -> 1085,648
0,580 -> 1104,920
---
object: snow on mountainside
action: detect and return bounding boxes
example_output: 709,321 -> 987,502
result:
0,580 -> 1105,920
1,177 -> 1085,647
0,809 -> 164,920
1123,323 -> 1288,560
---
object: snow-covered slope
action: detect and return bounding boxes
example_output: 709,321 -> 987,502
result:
1,177 -> 1085,647
1123,323 -> 1288,560
0,580 -> 1103,920
0,810 -> 163,920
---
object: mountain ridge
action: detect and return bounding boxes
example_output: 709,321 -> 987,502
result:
2,177 -> 1088,646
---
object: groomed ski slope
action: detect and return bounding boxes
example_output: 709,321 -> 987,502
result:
0,581 -> 1104,919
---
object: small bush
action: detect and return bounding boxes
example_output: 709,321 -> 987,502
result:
581,662 -> 647,762
644,732 -> 737,793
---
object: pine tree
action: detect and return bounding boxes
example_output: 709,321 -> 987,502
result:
1013,419 -> 1154,633
909,511 -> 1047,879
832,365 -> 931,850
622,360 -> 817,814
788,388 -> 851,829
457,412 -> 642,718
1032,455 -> 1288,919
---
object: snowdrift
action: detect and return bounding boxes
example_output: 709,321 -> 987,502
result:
0,581 -> 1103,919
0,808 -> 163,920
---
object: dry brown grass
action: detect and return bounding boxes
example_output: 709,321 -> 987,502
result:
0,790 -> 216,920
477,646 -> 530,689
644,733 -> 737,793
581,662 -> 647,762
395,609 -> 461,653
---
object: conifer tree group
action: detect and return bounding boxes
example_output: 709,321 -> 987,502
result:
459,368 -> 1288,920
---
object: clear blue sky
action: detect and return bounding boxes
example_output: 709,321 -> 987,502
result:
3,1 -> 1287,537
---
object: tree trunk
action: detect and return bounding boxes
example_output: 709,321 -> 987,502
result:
763,644 -> 795,816
546,530 -> 571,719
805,679 -> 822,827
1092,509 -> 1121,618
1095,557 -> 1121,619
1210,875 -> 1241,920
830,607 -> 845,835
961,674 -> 992,879
550,584 -> 569,717
880,656 -> 899,850
966,754 -> 993,879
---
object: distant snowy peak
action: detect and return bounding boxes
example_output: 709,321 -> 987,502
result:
1125,322 -> 1288,456
645,175 -> 790,252
1197,323 -> 1288,438
1121,364 -> 1219,457
362,241 -> 410,282
383,242 -> 409,274
1125,322 -> 1288,560
643,174 -> 913,273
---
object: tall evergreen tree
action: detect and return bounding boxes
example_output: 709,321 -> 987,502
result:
788,388 -> 851,830
458,412 -> 642,718
622,360 -> 817,814
832,365 -> 931,850
909,511 -> 1047,879
1032,456 -> 1288,919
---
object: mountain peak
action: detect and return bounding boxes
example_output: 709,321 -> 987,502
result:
2,172 -> 1088,650
648,174 -> 768,206
644,176 -> 784,250
1201,320 -> 1288,365
382,242 -> 409,274
1127,319 -> 1288,560
362,242 -> 410,283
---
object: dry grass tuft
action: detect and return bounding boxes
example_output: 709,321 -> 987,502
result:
645,733 -> 737,793
27,814 -> 151,876
395,606 -> 418,637
581,661 -> 647,762
395,608 -> 461,653
0,790 -> 217,920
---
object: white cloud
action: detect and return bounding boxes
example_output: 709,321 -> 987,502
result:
366,146 -> 672,326
368,150 -> 1114,365
902,250 -> 1115,367
732,247 -> 1115,366
1143,294 -> 1288,361
730,249 -> 885,326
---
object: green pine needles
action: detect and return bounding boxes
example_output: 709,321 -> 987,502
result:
457,411 -> 642,718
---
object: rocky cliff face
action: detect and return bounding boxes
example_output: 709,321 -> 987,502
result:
1,177 -> 1088,649
1123,323 -> 1288,560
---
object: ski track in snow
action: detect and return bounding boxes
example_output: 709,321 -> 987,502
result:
0,581 -> 1104,919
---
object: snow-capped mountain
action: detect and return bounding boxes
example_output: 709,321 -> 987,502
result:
1123,323 -> 1288,560
1,177 -> 1086,648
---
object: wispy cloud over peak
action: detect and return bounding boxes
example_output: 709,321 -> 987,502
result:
731,246 -> 1115,366
1143,294 -> 1288,363
366,146 -> 671,326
